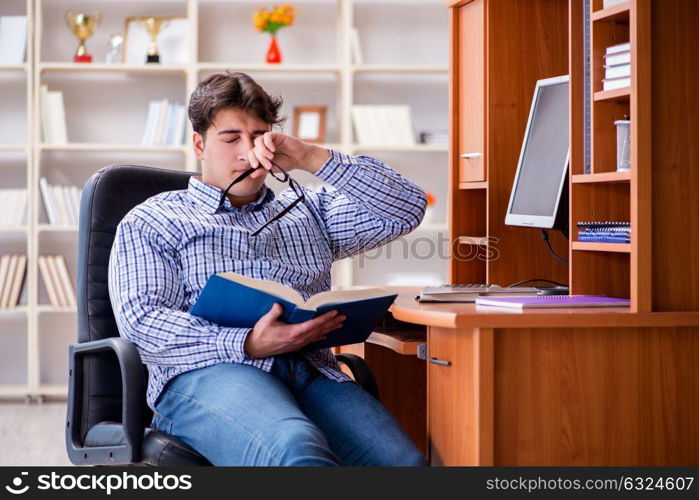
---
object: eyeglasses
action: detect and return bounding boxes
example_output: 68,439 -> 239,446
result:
218,160 -> 305,237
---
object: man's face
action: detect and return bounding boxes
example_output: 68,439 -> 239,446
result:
194,107 -> 270,198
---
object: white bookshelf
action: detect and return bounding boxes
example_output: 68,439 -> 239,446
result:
0,0 -> 449,401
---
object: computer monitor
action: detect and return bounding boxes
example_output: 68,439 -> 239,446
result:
505,75 -> 569,231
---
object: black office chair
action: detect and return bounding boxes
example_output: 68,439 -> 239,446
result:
65,164 -> 380,466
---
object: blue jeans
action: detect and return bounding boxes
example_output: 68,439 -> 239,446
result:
151,353 -> 426,466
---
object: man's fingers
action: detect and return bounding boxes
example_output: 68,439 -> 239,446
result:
265,303 -> 284,321
263,132 -> 276,153
248,150 -> 260,169
302,310 -> 340,331
302,315 -> 345,339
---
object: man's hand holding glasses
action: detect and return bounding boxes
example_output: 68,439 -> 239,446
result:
218,132 -> 332,237
246,131 -> 331,178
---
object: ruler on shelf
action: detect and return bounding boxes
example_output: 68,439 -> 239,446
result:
583,0 -> 592,174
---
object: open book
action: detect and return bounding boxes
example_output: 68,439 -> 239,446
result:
190,272 -> 398,351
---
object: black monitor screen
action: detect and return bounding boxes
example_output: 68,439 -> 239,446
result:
510,81 -> 569,218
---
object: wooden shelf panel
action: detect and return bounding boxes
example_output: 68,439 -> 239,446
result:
40,63 -> 187,74
458,181 -> 488,190
198,63 -> 341,73
0,306 -> 28,316
0,384 -> 30,397
572,171 -> 630,183
367,331 -> 425,356
353,64 -> 448,73
591,2 -> 630,22
38,225 -> 78,232
0,64 -> 28,72
594,87 -> 630,102
40,143 -> 187,153
36,306 -> 76,314
416,222 -> 448,232
38,384 -> 67,397
572,241 -> 631,253
457,236 -> 489,246
351,144 -> 447,153
0,144 -> 28,152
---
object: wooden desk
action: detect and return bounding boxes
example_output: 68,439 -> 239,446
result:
372,287 -> 699,466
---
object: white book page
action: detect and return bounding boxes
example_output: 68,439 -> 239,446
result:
217,271 -> 305,306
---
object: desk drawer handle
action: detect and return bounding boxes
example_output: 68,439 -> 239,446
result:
460,152 -> 482,159
428,357 -> 451,367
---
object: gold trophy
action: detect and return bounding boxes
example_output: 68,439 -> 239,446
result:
65,12 -> 101,63
142,16 -> 170,64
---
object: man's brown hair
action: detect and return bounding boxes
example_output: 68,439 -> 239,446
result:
188,71 -> 285,138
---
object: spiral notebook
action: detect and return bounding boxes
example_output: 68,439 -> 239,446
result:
475,295 -> 630,310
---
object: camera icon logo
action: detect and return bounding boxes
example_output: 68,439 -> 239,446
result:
5,472 -> 29,495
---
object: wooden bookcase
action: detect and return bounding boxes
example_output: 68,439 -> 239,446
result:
450,0 -> 699,314
0,0 -> 451,401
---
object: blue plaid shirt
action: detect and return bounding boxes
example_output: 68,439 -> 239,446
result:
108,149 -> 427,409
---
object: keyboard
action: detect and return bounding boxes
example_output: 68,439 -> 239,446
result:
417,283 -> 542,303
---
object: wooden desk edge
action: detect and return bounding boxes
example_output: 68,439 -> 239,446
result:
387,288 -> 699,329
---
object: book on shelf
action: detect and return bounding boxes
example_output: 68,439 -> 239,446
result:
603,0 -> 628,8
577,221 -> 630,243
53,255 -> 76,308
602,43 -> 631,90
0,16 -> 27,64
39,178 -> 81,226
604,51 -> 631,67
142,99 -> 187,147
475,295 -> 631,310
349,26 -> 363,65
0,254 -> 27,309
602,76 -> 631,91
606,42 -> 630,55
190,271 -> 398,350
39,85 -> 68,145
351,105 -> 416,147
0,188 -> 27,226
38,254 -> 76,308
604,63 -> 630,80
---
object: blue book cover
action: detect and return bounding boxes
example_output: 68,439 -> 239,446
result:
190,272 -> 398,351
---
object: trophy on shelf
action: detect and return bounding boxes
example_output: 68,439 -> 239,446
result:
65,12 -> 101,63
105,34 -> 124,64
142,16 -> 170,64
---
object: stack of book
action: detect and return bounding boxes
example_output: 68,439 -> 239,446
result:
0,16 -> 27,64
39,85 -> 68,145
38,254 -> 76,308
577,221 -> 630,243
0,254 -> 27,309
602,42 -> 631,91
351,105 -> 416,147
602,0 -> 627,8
0,189 -> 27,227
39,178 -> 82,226
142,99 -> 187,147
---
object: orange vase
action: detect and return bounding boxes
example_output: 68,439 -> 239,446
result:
266,35 -> 282,64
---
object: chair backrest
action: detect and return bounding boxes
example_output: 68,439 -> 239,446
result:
76,164 -> 193,440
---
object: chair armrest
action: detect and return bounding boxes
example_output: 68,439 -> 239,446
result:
335,353 -> 380,400
66,337 -> 147,465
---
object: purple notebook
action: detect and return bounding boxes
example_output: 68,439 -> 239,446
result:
475,295 -> 630,309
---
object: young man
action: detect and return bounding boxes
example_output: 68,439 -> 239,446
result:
108,72 -> 428,466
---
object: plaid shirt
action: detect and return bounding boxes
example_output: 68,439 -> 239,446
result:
108,149 -> 427,409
